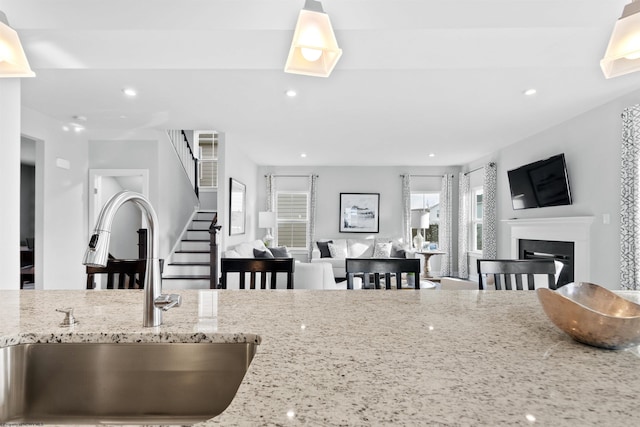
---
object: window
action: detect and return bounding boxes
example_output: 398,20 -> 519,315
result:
410,192 -> 440,248
276,192 -> 309,249
198,133 -> 218,188
471,188 -> 483,252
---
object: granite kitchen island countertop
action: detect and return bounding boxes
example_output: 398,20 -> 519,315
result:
1,288 -> 640,426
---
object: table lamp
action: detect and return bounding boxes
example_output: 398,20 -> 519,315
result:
411,210 -> 430,250
259,211 -> 276,246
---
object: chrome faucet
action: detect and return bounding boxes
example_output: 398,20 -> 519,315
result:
82,191 -> 181,327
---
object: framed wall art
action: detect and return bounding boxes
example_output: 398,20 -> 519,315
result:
229,178 -> 246,235
339,193 -> 380,233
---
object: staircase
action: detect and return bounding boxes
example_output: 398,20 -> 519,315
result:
162,211 -> 217,289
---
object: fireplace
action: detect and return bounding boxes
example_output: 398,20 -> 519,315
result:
505,216 -> 593,284
518,239 -> 574,287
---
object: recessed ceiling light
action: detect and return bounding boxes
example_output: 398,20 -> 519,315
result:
286,89 -> 297,97
122,88 -> 137,97
62,125 -> 70,132
523,88 -> 537,96
300,153 -> 307,158
73,125 -> 85,133
428,153 -> 435,158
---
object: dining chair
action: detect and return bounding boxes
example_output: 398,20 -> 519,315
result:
345,258 -> 421,289
86,258 -> 147,289
477,259 -> 557,290
220,258 -> 295,289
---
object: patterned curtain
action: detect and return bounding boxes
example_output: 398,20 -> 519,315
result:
439,174 -> 454,276
401,174 -> 412,247
308,174 -> 319,261
482,162 -> 497,259
620,104 -> 640,290
265,174 -> 275,212
458,172 -> 471,279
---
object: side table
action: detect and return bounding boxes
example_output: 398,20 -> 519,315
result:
417,250 -> 446,278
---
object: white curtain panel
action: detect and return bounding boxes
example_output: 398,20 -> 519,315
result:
439,174 -> 454,276
308,174 -> 318,261
482,162 -> 497,259
402,174 -> 412,247
458,172 -> 470,279
620,104 -> 640,290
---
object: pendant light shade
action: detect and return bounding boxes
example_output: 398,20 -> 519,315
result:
601,0 -> 640,78
284,0 -> 342,78
0,12 -> 34,78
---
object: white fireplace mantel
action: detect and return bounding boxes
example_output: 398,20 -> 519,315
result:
504,216 -> 594,283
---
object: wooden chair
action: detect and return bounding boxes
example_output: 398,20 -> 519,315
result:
86,259 -> 147,289
477,259 -> 557,290
220,258 -> 295,289
345,258 -> 421,290
86,229 -> 154,290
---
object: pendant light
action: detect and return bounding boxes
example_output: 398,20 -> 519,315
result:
601,0 -> 640,78
284,0 -> 342,78
0,11 -> 34,78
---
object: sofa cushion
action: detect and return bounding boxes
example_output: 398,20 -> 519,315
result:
390,243 -> 410,258
268,246 -> 291,258
348,239 -> 374,258
373,242 -> 392,258
317,240 -> 333,258
253,248 -> 274,258
223,249 -> 241,258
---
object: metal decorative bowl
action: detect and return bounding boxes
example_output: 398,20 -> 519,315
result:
537,282 -> 640,350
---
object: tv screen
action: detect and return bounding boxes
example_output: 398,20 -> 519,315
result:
507,154 -> 572,210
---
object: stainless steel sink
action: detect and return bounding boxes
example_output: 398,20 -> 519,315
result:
0,342 -> 257,425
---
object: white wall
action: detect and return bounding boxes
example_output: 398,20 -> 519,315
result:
464,88 -> 640,289
218,133 -> 259,251
0,80 -> 21,289
157,132 -> 200,257
21,107 -> 89,290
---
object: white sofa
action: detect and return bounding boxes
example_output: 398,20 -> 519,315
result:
222,240 -> 338,290
311,237 -> 413,279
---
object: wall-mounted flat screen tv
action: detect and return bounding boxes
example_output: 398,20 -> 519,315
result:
507,154 -> 572,210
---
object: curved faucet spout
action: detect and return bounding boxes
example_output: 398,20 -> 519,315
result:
83,191 -> 177,327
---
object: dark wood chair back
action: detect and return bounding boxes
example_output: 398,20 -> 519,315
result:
345,258 -> 421,289
220,258 -> 295,289
477,259 -> 556,290
86,259 -> 147,289
86,229 -> 153,290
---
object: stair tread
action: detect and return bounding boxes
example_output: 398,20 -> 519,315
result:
181,239 -> 210,242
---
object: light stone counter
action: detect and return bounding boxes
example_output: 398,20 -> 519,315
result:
2,289 -> 640,426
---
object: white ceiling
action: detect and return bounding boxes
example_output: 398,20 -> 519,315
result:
3,0 -> 640,166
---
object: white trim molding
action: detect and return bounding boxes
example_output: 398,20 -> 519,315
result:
504,216 -> 594,283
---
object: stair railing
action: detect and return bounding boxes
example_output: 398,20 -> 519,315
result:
167,129 -> 199,197
209,214 -> 221,289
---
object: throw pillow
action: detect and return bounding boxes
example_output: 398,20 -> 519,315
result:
253,248 -> 274,259
373,242 -> 392,258
316,240 -> 333,258
328,243 -> 338,258
268,246 -> 291,258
